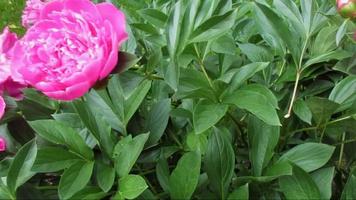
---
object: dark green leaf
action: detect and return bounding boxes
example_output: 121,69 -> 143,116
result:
193,101 -> 228,134
205,127 -> 235,199
32,147 -> 81,172
29,120 -> 93,160
7,139 -> 37,195
248,116 -> 280,176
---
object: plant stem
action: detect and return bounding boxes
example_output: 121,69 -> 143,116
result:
194,44 -> 214,89
338,132 -> 346,169
285,36 -> 309,118
284,71 -> 301,118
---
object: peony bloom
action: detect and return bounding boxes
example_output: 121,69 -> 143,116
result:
0,27 -> 25,119
336,0 -> 356,19
12,0 -> 127,101
0,137 -> 6,152
22,0 -> 51,28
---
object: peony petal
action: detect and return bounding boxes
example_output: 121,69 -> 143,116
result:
96,2 -> 128,42
44,81 -> 90,101
40,0 -> 65,20
0,96 -> 5,119
64,0 -> 101,21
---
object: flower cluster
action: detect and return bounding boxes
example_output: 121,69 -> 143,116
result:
0,0 -> 127,120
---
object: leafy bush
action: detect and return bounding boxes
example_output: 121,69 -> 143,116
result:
1,0 -> 356,199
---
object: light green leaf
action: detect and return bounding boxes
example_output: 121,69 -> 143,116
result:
138,9 -> 168,28
279,164 -> 320,200
124,79 -> 152,124
119,175 -> 148,199
329,76 -> 356,109
113,133 -> 149,177
228,183 -> 249,200
336,20 -> 348,46
293,99 -> 312,125
277,143 -> 335,172
303,50 -> 353,69
311,167 -> 334,200
96,161 -> 115,192
169,151 -> 201,200
190,10 -> 237,43
59,161 -> 94,200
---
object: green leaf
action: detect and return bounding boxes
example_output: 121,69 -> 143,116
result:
277,143 -> 335,172
223,84 -> 280,126
145,99 -> 171,146
279,164 -> 320,200
177,68 -> 216,101
32,147 -> 81,172
190,10 -> 237,43
310,26 -> 338,57
239,43 -> 273,62
273,0 -> 305,38
219,62 -> 269,90
70,187 -> 108,200
248,116 -> 280,176
113,133 -> 149,177
311,167 -> 334,200
169,151 -> 201,200
29,120 -> 93,160
193,101 -> 228,134
119,175 -> 148,199
138,9 -> 168,28
303,50 -> 353,69
336,20 -> 348,46
7,139 -> 37,195
341,170 -> 356,200
293,99 -> 312,125
59,161 -> 94,200
228,183 -> 249,200
329,76 -> 356,108
253,2 -> 298,61
204,127 -> 235,199
96,161 -> 115,192
306,97 -> 340,124
166,0 -> 188,59
156,159 -> 170,193
124,79 -> 152,124
73,98 -> 116,155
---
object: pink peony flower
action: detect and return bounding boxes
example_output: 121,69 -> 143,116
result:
0,27 -> 26,119
22,0 -> 51,28
0,136 -> 6,152
12,0 -> 127,101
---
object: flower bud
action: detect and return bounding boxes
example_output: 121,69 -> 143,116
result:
0,137 -> 6,152
337,0 -> 356,19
